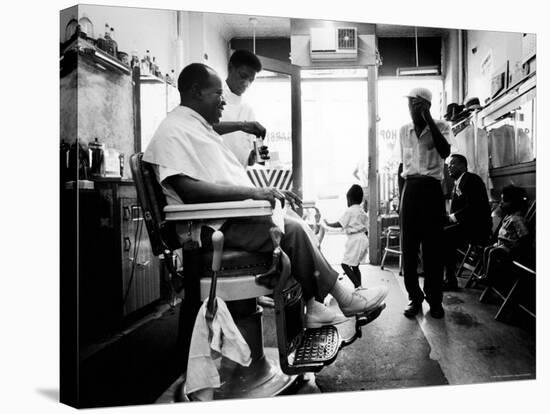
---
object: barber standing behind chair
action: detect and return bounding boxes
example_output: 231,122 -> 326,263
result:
213,49 -> 267,167
443,154 -> 492,290
399,87 -> 451,319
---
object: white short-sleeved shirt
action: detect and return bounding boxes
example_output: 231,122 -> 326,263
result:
399,120 -> 450,180
143,105 -> 254,242
339,204 -> 368,235
339,204 -> 369,266
220,83 -> 257,167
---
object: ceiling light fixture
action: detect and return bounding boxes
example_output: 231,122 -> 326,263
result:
396,26 -> 440,76
249,17 -> 258,54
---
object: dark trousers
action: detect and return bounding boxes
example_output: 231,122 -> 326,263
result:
341,264 -> 362,288
205,214 -> 339,301
400,177 -> 446,305
443,224 -> 467,283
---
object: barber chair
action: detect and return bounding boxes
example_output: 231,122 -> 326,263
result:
130,153 -> 384,401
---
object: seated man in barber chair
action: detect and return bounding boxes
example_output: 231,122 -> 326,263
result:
143,62 -> 388,333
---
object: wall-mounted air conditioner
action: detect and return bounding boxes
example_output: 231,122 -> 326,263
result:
310,27 -> 358,61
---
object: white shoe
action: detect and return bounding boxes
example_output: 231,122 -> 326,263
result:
305,300 -> 348,328
339,285 -> 389,316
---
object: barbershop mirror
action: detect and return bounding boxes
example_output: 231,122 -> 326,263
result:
246,70 -> 293,171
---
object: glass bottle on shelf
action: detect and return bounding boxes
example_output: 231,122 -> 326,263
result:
96,33 -> 105,51
64,18 -> 79,42
145,50 -> 152,72
106,27 -> 118,57
78,15 -> 94,40
152,57 -> 160,77
130,50 -> 139,69
97,23 -> 109,53
140,58 -> 150,76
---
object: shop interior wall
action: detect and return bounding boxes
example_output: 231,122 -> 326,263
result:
203,13 -> 231,80
465,29 -> 524,104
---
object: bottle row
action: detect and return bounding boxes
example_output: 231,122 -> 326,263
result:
64,16 -> 175,84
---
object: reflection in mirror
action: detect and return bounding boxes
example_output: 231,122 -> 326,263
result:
245,70 -> 293,170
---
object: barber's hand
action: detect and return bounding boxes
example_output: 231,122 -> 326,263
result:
242,121 -> 266,138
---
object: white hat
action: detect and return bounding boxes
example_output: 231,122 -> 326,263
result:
404,87 -> 432,103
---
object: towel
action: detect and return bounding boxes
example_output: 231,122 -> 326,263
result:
184,298 -> 252,399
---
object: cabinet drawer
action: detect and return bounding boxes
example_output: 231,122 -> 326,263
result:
120,198 -> 161,316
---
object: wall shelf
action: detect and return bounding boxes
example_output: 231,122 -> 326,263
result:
478,71 -> 536,126
61,37 -> 131,77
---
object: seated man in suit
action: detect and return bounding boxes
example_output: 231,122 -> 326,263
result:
143,63 -> 388,328
443,153 -> 492,290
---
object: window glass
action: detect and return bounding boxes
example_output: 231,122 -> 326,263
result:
487,116 -> 516,168
246,71 -> 292,170
301,69 -> 368,219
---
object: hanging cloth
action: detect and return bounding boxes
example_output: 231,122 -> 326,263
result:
184,298 -> 252,399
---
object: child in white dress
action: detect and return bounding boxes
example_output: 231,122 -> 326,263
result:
324,185 -> 369,288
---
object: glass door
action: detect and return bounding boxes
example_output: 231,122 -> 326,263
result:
300,68 -> 369,220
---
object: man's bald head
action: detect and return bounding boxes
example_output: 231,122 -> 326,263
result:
177,63 -> 226,124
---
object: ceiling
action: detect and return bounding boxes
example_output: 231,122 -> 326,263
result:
208,12 -> 449,39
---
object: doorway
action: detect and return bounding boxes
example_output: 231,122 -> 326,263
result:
301,68 -> 369,221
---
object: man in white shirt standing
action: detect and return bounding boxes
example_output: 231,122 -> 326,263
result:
213,50 -> 268,167
399,87 -> 451,319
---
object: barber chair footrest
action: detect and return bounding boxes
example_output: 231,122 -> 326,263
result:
290,325 -> 340,371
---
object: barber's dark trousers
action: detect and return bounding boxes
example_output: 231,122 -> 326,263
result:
400,177 -> 446,305
208,214 -> 339,301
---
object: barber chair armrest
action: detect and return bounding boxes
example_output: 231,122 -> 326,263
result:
164,200 -> 272,221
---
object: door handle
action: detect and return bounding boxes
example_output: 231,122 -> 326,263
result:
131,205 -> 143,221
123,237 -> 131,251
123,206 -> 131,221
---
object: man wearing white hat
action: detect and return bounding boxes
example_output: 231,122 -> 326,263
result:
399,87 -> 451,319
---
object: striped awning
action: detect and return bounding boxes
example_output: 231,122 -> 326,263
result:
246,167 -> 293,191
